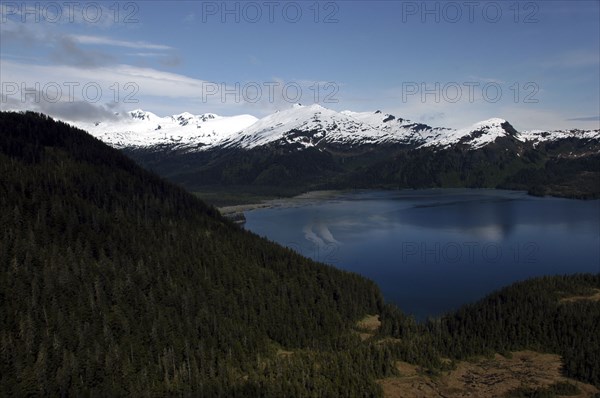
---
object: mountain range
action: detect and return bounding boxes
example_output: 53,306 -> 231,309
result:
72,104 -> 599,152
68,104 -> 600,202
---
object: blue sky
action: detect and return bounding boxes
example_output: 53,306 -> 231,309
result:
1,0 -> 599,130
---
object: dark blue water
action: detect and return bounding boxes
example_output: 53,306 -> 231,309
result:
244,189 -> 600,320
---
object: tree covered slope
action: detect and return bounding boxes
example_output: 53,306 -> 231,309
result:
0,112 -> 385,396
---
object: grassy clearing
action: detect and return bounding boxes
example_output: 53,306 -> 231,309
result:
355,314 -> 381,341
378,351 -> 599,398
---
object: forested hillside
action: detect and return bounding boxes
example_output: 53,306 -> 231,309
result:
125,137 -> 600,205
378,274 -> 600,388
432,274 -> 600,385
0,112 -> 389,396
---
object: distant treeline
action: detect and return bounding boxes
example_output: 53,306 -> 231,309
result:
124,132 -> 600,203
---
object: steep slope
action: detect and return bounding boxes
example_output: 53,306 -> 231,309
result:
0,111 -> 388,396
122,133 -> 599,202
221,104 -> 388,149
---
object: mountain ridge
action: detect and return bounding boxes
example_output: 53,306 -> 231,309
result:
45,107 -> 600,201
70,104 -> 600,153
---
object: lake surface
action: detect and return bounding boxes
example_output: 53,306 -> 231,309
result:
244,189 -> 600,320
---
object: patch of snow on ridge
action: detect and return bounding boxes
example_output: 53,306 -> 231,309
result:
72,110 -> 258,150
420,118 -> 511,149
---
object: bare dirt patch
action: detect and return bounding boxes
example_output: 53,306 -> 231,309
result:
355,314 -> 381,341
560,288 -> 600,303
378,350 -> 599,398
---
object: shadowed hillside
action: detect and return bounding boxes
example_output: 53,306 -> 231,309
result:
0,112 -> 387,396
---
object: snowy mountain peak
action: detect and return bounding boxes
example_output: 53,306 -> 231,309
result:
420,117 -> 518,149
221,103 -> 388,149
468,118 -> 515,137
128,109 -> 156,121
473,118 -> 508,127
519,128 -> 600,146
71,110 -> 258,150
174,112 -> 195,119
170,112 -> 219,127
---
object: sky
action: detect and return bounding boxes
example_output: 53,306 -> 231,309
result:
1,0 -> 599,130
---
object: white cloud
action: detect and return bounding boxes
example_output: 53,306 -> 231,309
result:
1,60 -> 222,121
127,52 -> 170,57
1,60 -> 205,99
69,35 -> 172,50
1,59 -> 326,119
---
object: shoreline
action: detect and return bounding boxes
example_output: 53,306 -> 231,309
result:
217,186 -> 599,221
217,187 -> 525,217
218,190 -> 345,218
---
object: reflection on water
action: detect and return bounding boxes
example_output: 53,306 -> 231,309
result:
245,189 -> 600,320
302,221 -> 339,246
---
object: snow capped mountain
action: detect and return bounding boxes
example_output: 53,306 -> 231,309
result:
69,105 -> 599,152
518,128 -> 600,146
72,109 -> 258,150
221,104 -> 387,149
419,118 -> 518,149
340,110 -> 452,146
